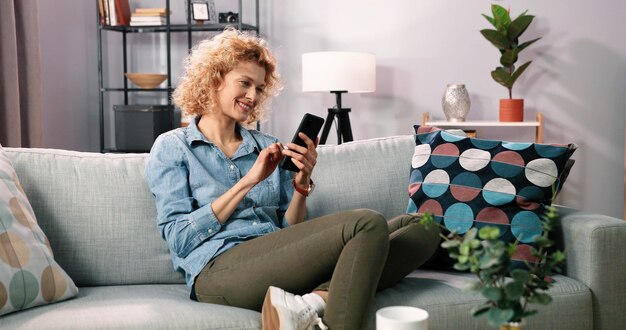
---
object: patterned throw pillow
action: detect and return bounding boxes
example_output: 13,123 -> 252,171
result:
406,129 -> 576,266
0,145 -> 78,316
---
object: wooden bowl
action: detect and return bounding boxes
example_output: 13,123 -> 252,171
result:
124,73 -> 167,89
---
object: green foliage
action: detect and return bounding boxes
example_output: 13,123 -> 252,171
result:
481,4 -> 541,99
419,206 -> 564,327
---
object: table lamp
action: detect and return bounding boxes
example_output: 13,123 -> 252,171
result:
302,51 -> 376,144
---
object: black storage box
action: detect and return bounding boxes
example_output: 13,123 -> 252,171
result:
114,104 -> 174,152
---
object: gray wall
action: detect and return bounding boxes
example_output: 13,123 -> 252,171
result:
38,0 -> 98,151
36,0 -> 626,218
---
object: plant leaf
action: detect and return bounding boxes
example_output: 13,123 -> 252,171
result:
491,4 -> 511,31
517,37 -> 541,52
460,242 -> 470,255
453,262 -> 470,271
552,250 -> 566,263
500,49 -> 518,67
479,253 -> 500,269
508,15 -> 535,41
508,61 -> 532,88
479,226 -> 501,240
482,13 -> 496,28
441,239 -> 461,248
472,305 -> 491,317
464,227 -> 477,242
531,293 -> 553,305
505,281 -> 524,301
470,238 -> 481,249
511,269 -> 531,282
482,286 -> 502,301
534,236 -> 553,248
487,308 -> 515,327
481,29 -> 510,50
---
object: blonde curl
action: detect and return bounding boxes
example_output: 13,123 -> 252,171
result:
172,28 -> 282,127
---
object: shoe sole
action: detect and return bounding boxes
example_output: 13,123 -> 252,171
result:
262,287 -> 280,330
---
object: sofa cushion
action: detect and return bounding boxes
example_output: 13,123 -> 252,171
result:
5,148 -> 184,287
366,271 -> 592,330
406,130 -> 576,266
0,145 -> 78,316
308,136 -> 416,220
0,284 -> 262,329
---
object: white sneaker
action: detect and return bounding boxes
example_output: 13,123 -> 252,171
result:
262,286 -> 328,330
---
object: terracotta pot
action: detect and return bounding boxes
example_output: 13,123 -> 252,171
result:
499,99 -> 524,122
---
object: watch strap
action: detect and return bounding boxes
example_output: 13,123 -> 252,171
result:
292,178 -> 314,197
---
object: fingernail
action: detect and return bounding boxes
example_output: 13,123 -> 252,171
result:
283,145 -> 289,150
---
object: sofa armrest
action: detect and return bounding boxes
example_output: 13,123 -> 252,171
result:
556,206 -> 626,330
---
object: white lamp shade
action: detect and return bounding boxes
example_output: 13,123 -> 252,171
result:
302,52 -> 376,93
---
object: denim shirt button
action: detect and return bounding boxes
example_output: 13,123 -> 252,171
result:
230,164 -> 235,170
253,221 -> 258,225
208,229 -> 213,234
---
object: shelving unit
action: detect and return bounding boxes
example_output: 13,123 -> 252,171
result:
421,112 -> 544,143
97,0 -> 260,153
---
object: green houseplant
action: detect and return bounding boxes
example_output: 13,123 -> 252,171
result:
481,4 -> 541,122
421,206 -> 564,329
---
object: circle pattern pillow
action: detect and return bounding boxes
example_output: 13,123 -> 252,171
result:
407,129 -> 577,267
0,145 -> 78,316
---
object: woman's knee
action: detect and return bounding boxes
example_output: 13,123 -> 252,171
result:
354,208 -> 385,223
351,208 -> 388,234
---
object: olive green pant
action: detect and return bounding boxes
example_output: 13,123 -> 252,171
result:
194,209 -> 440,330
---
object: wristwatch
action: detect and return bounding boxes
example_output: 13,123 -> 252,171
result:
292,178 -> 315,197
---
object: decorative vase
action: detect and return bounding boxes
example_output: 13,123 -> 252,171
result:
442,84 -> 471,122
499,99 -> 524,122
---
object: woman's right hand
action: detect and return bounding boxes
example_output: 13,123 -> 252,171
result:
244,142 -> 284,185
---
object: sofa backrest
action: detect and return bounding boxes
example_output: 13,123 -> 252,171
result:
309,135 -> 415,219
5,135 -> 416,286
6,148 -> 184,287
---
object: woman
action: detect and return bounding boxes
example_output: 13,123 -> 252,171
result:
145,28 -> 440,330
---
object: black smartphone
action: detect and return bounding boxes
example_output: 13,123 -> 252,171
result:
281,113 -> 325,172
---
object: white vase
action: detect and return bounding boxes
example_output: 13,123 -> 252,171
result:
442,84 -> 471,122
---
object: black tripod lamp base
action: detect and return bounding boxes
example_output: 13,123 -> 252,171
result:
319,107 -> 353,145
319,91 -> 354,145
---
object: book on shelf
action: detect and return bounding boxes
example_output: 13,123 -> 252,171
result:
128,7 -> 170,26
129,23 -> 164,26
130,18 -> 165,26
132,12 -> 167,17
101,0 -> 111,25
135,7 -> 168,14
98,0 -> 106,25
130,20 -> 167,26
130,16 -> 167,23
107,0 -> 117,25
99,0 -> 127,26
114,0 -> 132,26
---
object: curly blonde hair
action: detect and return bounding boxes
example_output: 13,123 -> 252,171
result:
172,28 -> 282,126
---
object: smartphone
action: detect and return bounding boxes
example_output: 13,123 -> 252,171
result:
281,113 -> 325,172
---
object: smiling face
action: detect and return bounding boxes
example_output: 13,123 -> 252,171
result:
215,61 -> 267,124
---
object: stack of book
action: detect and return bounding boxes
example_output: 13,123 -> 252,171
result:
130,8 -> 168,26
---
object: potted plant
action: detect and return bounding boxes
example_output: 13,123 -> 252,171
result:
481,4 -> 541,122
420,206 -> 564,329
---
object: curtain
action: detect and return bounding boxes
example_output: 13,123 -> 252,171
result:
0,0 -> 42,147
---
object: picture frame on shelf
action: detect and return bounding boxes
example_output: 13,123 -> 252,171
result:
191,1 -> 209,21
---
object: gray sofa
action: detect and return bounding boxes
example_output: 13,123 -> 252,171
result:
3,135 -> 625,329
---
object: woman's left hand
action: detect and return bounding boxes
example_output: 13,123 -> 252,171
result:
284,132 -> 318,185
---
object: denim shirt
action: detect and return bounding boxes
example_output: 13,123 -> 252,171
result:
144,118 -> 294,288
